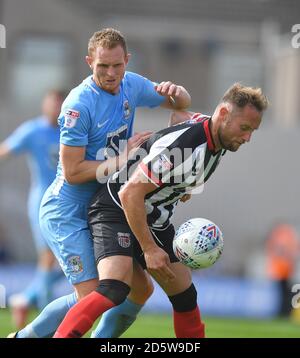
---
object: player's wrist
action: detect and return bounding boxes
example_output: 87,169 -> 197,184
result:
142,241 -> 160,254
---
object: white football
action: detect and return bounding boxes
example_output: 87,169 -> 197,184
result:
173,218 -> 224,269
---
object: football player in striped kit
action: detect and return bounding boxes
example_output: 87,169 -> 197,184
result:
53,83 -> 268,338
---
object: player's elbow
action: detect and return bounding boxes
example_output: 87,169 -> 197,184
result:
118,185 -> 131,206
64,173 -> 76,184
63,168 -> 78,185
119,182 -> 141,207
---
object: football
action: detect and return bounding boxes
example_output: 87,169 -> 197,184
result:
173,218 -> 224,269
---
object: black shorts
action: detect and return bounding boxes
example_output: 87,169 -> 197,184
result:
88,185 -> 179,269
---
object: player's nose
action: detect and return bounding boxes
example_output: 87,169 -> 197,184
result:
242,132 -> 252,143
107,66 -> 116,77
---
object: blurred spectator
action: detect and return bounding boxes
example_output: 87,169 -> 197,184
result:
0,89 -> 66,328
266,223 -> 300,317
0,224 -> 10,263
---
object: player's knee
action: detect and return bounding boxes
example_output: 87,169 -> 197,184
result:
130,278 -> 154,304
168,284 -> 197,312
96,279 -> 130,306
141,278 -> 154,301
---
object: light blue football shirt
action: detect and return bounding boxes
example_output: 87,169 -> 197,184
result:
5,117 -> 60,191
52,71 -> 165,203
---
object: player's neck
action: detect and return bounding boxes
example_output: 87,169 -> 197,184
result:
209,116 -> 222,152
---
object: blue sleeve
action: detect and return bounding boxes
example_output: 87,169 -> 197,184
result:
130,73 -> 165,108
59,102 -> 90,147
4,121 -> 34,154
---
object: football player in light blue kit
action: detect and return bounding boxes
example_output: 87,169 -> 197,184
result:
13,28 -> 191,338
0,90 -> 65,328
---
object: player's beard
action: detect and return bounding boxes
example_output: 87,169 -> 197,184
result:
217,127 -> 240,152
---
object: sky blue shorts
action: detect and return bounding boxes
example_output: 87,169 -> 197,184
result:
39,187 -> 98,285
28,188 -> 49,252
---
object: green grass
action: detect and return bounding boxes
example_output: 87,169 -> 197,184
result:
1,309 -> 300,338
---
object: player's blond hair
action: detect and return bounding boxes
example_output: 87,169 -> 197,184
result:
222,83 -> 269,113
88,28 -> 127,57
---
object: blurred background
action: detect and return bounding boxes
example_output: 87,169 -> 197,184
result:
0,0 -> 300,333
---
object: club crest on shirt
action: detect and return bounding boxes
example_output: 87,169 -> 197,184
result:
68,255 -> 83,274
123,100 -> 131,119
64,109 -> 80,128
152,154 -> 174,174
117,232 -> 131,248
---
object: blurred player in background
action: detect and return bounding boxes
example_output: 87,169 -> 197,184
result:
0,90 -> 65,328
53,83 -> 268,338
10,28 -> 191,338
266,222 -> 300,317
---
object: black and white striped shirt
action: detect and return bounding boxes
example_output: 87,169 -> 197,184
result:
107,113 -> 226,230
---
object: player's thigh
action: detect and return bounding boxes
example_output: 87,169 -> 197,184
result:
28,189 -> 49,252
97,256 -> 133,286
150,261 -> 192,296
128,261 -> 154,304
40,196 -> 98,285
93,222 -> 135,286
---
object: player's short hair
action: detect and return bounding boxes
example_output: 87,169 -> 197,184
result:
88,28 -> 127,57
222,83 -> 269,113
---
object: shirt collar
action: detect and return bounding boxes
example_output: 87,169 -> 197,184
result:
203,118 -> 215,152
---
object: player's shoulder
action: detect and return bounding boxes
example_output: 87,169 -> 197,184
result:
185,112 -> 211,124
152,114 -> 211,148
62,78 -> 95,113
63,76 -> 99,107
16,116 -> 43,133
123,71 -> 150,85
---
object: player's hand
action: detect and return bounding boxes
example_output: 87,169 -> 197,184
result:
144,246 -> 176,282
180,194 -> 191,203
155,81 -> 185,100
123,131 -> 152,159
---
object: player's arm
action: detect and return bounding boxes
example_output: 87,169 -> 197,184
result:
168,110 -> 195,126
0,143 -> 12,161
61,132 -> 151,184
0,122 -> 32,161
118,167 -> 175,282
156,81 -> 191,110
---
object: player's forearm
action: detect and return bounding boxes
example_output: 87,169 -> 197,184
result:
63,154 -> 126,185
119,191 -> 157,252
168,110 -> 194,126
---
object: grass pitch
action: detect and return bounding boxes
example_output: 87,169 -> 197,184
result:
1,309 -> 300,338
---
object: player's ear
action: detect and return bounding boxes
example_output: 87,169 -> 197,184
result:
85,55 -> 93,69
125,53 -> 131,65
219,104 -> 229,120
